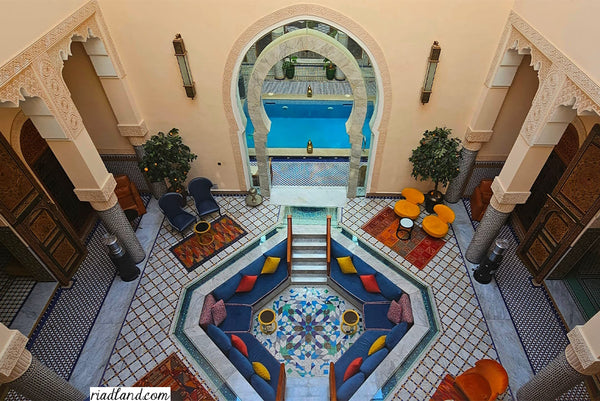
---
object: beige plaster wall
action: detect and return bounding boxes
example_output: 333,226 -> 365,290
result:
513,0 -> 600,84
94,0 -> 515,192
478,55 -> 538,161
0,108 -> 19,141
579,115 -> 600,135
62,42 -> 133,154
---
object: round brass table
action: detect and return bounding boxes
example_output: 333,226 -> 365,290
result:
259,309 -> 277,334
193,221 -> 214,245
341,309 -> 359,335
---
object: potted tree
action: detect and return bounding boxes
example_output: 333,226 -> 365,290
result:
409,127 -> 461,213
282,56 -> 297,79
324,58 -> 336,80
139,128 -> 197,200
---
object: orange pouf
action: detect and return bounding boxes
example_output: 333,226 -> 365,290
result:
464,359 -> 509,400
394,188 -> 425,219
422,204 -> 455,238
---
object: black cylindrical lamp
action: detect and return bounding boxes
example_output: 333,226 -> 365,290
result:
103,233 -> 140,282
473,238 -> 509,284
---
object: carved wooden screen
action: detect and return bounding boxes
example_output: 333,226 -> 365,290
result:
0,132 -> 86,285
518,124 -> 600,282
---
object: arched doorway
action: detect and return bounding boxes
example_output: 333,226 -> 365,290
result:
20,119 -> 95,238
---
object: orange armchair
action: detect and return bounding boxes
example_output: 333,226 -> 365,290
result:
394,188 -> 425,220
114,174 -> 146,219
422,204 -> 455,238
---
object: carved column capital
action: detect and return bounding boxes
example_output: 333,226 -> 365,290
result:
73,174 -> 118,211
566,313 -> 600,375
0,325 -> 32,384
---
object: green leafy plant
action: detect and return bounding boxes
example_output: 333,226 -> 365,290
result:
282,56 -> 297,79
139,128 -> 197,194
323,58 -> 336,80
409,127 -> 461,193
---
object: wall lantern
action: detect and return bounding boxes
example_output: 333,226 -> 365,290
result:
421,41 -> 441,104
173,34 -> 196,99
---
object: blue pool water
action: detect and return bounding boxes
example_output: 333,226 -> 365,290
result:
244,99 -> 374,149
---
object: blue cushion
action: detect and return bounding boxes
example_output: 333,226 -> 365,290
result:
331,239 -> 352,258
264,239 -> 287,259
337,372 -> 365,401
360,348 -> 388,377
331,267 -> 388,303
352,257 -> 376,275
241,256 -> 267,276
251,374 -> 276,401
236,333 -> 280,387
206,324 -> 231,354
334,330 -> 389,389
213,274 -> 242,301
226,263 -> 287,305
386,321 -> 409,349
228,348 -> 253,380
377,273 -> 403,300
220,304 -> 252,332
363,302 -> 395,330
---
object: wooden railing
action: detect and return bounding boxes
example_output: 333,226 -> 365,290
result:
329,362 -> 336,401
276,363 -> 286,401
287,214 -> 292,275
326,214 -> 331,276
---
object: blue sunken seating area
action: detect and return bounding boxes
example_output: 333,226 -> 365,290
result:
175,228 -> 435,401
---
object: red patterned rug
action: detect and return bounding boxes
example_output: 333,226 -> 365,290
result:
362,207 -> 445,270
134,353 -> 215,401
171,215 -> 247,272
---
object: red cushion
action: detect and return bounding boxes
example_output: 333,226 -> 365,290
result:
211,299 -> 227,326
235,275 -> 258,293
399,293 -> 413,324
387,300 -> 402,324
199,294 -> 216,329
343,357 -> 363,381
231,334 -> 248,357
359,274 -> 381,293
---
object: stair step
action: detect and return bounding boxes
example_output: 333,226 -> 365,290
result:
292,233 -> 326,242
292,249 -> 327,257
292,240 -> 326,250
290,276 -> 328,284
292,265 -> 327,275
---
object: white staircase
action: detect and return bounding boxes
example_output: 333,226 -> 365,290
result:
290,228 -> 328,285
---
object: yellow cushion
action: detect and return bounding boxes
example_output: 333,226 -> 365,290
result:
337,256 -> 357,274
433,204 -> 456,224
394,200 -> 420,220
422,215 -> 449,238
252,362 -> 271,381
401,188 -> 425,204
368,335 -> 387,355
261,256 -> 280,274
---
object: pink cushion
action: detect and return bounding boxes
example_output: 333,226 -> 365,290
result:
359,274 -> 381,293
343,357 -> 363,381
199,294 -> 216,329
211,299 -> 227,326
387,300 -> 402,324
231,334 -> 248,357
235,275 -> 258,293
399,293 -> 413,324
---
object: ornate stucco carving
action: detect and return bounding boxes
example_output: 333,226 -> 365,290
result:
223,3 -> 392,191
567,331 -> 600,375
0,327 -> 30,383
491,176 -> 531,205
72,174 -> 117,204
554,77 -> 600,116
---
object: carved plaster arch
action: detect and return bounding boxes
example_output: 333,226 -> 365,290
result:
222,3 -> 392,192
570,116 -> 588,145
247,29 -> 367,197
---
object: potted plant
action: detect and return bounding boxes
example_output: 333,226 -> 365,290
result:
282,56 -> 297,79
139,128 -> 197,200
409,127 -> 461,213
324,58 -> 336,80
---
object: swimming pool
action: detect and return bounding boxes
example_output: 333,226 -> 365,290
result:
244,99 -> 374,149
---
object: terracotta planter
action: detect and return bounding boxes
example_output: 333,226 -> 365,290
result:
425,190 -> 444,213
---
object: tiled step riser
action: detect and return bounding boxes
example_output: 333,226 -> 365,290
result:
290,276 -> 328,285
292,243 -> 327,251
292,267 -> 327,275
291,258 -> 327,266
292,234 -> 327,242
292,248 -> 327,256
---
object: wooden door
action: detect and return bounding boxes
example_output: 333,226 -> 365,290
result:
0,133 -> 86,285
518,124 -> 600,283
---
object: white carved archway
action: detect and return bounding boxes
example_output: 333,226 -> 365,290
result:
247,29 -> 367,197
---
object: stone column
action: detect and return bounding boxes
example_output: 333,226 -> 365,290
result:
465,196 -> 514,263
335,32 -> 348,81
272,28 -> 285,81
96,201 -> 146,262
445,145 -> 479,203
0,324 -> 85,401
517,312 -> 600,400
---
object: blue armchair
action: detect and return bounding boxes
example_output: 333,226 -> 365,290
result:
188,177 -> 221,218
158,193 -> 196,233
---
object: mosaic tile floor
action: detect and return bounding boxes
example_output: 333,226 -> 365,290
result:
252,286 -> 362,377
0,271 -> 35,327
462,199 -> 589,401
101,196 -> 279,390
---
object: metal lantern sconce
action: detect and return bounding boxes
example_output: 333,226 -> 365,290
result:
173,34 -> 196,99
421,41 -> 441,104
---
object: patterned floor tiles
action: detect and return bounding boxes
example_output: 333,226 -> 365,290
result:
101,196 -> 280,389
462,199 -> 588,401
341,197 -> 513,401
252,286 -> 362,377
0,271 -> 35,327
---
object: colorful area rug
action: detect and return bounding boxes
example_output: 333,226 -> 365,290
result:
134,353 -> 215,401
362,207 -> 445,270
170,215 -> 247,272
